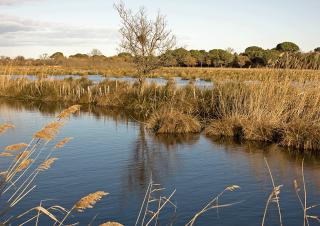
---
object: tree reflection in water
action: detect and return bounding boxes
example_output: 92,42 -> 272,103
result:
125,124 -> 200,192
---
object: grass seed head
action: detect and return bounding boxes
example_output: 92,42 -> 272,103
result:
0,152 -> 13,157
5,143 -> 28,152
0,123 -> 15,134
99,222 -> 124,226
33,121 -> 64,141
15,151 -> 31,161
16,159 -> 33,172
75,191 -> 108,212
57,105 -> 81,119
38,158 -> 58,171
54,137 -> 73,149
225,185 -> 241,191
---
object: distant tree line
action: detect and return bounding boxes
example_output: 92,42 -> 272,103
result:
161,42 -> 320,69
0,49 -> 134,68
1,42 -> 320,70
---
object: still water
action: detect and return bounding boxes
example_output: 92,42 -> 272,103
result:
0,99 -> 320,226
9,74 -> 213,88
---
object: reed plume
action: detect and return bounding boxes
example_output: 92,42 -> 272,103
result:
0,152 -> 13,157
58,191 -> 108,226
57,105 -> 81,119
33,122 -> 64,141
38,158 -> 58,172
54,137 -> 73,149
74,191 -> 108,212
15,151 -> 31,160
16,159 -> 34,173
0,123 -> 15,134
5,143 -> 28,152
99,222 -> 124,226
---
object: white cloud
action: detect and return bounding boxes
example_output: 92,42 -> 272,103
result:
0,0 -> 41,5
0,14 -> 119,56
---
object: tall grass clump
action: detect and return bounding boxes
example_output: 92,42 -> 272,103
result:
146,108 -> 201,134
205,74 -> 320,151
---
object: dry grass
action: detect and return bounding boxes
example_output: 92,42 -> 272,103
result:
262,158 -> 283,226
135,177 -> 177,226
204,76 -> 320,151
146,108 -> 201,134
293,159 -> 320,225
186,185 -> 241,226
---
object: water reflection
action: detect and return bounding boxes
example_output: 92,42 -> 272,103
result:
0,98 -> 137,124
9,75 -> 214,88
152,133 -> 200,150
0,98 -> 197,189
206,136 -> 320,191
124,125 -> 195,191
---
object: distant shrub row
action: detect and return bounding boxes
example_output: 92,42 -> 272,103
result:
162,42 -> 320,70
1,42 -> 319,70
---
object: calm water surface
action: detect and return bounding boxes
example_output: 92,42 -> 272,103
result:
8,74 -> 213,88
0,99 -> 320,226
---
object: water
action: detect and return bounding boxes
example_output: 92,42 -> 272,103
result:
0,99 -> 320,225
8,75 -> 213,88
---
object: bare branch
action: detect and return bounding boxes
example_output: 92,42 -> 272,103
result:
114,1 -> 176,76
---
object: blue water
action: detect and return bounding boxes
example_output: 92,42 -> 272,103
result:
0,100 -> 320,225
7,75 -> 213,88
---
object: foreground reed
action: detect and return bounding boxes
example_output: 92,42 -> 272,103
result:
0,105 -> 113,225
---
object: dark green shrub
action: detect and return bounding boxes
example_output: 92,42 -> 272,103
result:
208,49 -> 234,67
276,42 -> 300,52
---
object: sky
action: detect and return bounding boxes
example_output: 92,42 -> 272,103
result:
0,0 -> 319,58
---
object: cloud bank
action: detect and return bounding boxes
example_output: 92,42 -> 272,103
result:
0,0 -> 41,5
0,14 -> 119,56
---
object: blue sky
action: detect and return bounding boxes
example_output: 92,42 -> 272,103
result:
0,0 -> 319,58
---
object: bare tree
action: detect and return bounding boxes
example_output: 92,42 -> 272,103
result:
90,48 -> 103,56
39,53 -> 49,60
114,2 -> 176,78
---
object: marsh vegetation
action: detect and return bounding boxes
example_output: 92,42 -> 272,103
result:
1,68 -> 320,151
